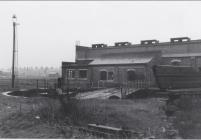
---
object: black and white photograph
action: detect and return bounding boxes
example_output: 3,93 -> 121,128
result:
0,1 -> 201,139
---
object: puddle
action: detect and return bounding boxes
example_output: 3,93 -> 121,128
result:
1,89 -> 57,98
2,91 -> 27,98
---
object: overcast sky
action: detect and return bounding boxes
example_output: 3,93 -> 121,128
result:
0,1 -> 201,69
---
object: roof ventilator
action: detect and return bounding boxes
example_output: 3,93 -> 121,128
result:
170,37 -> 191,43
92,44 -> 107,49
141,40 -> 159,45
114,42 -> 132,47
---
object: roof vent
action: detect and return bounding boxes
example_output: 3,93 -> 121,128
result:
114,42 -> 131,47
141,40 -> 159,45
92,44 -> 107,49
170,37 -> 191,43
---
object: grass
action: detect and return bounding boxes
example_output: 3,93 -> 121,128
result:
0,89 -> 171,138
58,98 -> 169,138
168,95 -> 201,139
0,95 -> 74,138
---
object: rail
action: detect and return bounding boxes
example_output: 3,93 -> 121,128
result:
71,124 -> 144,139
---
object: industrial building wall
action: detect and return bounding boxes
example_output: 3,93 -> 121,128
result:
76,42 -> 201,61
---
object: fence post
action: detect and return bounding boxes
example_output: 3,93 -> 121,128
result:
47,80 -> 49,89
44,79 -> 46,89
36,79 -> 38,89
19,102 -> 22,114
137,80 -> 139,88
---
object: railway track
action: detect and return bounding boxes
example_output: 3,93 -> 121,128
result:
71,124 -> 144,139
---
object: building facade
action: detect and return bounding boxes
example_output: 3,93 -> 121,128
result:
62,37 -> 201,90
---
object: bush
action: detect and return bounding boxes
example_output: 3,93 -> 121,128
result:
126,89 -> 156,99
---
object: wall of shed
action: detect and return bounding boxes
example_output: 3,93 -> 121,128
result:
62,65 -> 92,90
62,64 -> 155,89
91,65 -> 147,86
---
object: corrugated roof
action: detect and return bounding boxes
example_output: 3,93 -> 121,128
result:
89,57 -> 153,65
163,53 -> 201,58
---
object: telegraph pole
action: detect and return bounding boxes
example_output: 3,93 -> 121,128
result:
11,15 -> 18,89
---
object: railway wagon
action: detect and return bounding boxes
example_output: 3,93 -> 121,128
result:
153,65 -> 201,90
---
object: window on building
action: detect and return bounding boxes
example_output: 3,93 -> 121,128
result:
108,71 -> 114,80
79,70 -> 87,79
127,70 -> 136,81
100,71 -> 107,80
67,69 -> 75,79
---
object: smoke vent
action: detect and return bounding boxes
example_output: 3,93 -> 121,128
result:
141,40 -> 159,45
92,44 -> 107,49
170,37 -> 191,43
114,42 -> 132,47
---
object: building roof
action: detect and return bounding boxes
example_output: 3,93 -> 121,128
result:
62,60 -> 93,68
76,60 -> 93,65
76,38 -> 201,50
162,53 -> 201,58
89,57 -> 153,65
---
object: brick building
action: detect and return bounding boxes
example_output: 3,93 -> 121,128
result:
62,37 -> 201,89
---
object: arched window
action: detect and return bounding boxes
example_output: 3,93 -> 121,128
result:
100,71 -> 107,80
127,70 -> 136,81
108,71 -> 114,80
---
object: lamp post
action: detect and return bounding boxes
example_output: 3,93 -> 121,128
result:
11,14 -> 17,89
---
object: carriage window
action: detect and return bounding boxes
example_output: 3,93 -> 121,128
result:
127,70 -> 136,81
171,59 -> 181,66
108,71 -> 114,80
79,70 -> 87,79
100,71 -> 107,80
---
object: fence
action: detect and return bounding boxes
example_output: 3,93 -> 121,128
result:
89,80 -> 152,89
0,78 -> 58,91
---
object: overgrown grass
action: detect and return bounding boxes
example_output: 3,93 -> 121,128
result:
173,96 -> 201,138
0,91 -> 168,138
55,98 -> 168,138
0,96 -> 75,138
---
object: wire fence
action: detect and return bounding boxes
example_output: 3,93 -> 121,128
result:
0,78 -> 58,91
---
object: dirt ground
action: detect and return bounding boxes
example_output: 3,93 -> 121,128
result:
0,90 -> 175,138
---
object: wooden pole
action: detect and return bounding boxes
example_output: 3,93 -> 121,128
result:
11,19 -> 16,88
